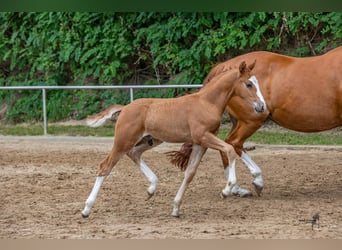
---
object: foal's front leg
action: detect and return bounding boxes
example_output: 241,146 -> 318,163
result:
220,153 -> 253,198
172,145 -> 206,217
222,118 -> 265,197
198,132 -> 241,198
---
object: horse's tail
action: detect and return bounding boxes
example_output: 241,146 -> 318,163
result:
165,143 -> 193,171
86,104 -> 125,127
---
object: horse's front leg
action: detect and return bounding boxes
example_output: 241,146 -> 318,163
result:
172,145 -> 206,217
241,151 -> 263,196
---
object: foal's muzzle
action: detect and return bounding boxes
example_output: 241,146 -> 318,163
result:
254,102 -> 265,113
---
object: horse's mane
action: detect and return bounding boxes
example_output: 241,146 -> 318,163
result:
203,64 -> 238,86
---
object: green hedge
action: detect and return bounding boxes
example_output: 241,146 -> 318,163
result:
0,12 -> 341,122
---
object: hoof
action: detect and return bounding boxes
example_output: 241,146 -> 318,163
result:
252,182 -> 263,196
171,206 -> 181,217
145,191 -> 154,201
81,213 -> 89,218
220,191 -> 230,199
221,189 -> 252,198
235,190 -> 253,198
171,211 -> 180,218
232,186 -> 253,197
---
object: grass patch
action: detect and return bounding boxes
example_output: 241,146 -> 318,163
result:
0,124 -> 44,136
218,127 -> 342,145
0,123 -> 341,145
48,125 -> 114,137
0,124 -> 114,137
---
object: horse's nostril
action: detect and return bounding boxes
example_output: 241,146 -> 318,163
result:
260,103 -> 265,112
254,103 -> 265,113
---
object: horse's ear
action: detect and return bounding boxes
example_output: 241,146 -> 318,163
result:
239,61 -> 247,74
248,60 -> 256,71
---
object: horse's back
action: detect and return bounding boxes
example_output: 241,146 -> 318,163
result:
209,46 -> 342,131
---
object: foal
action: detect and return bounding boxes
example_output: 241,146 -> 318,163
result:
81,61 -> 265,218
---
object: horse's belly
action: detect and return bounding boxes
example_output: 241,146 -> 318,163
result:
268,80 -> 341,132
271,108 -> 340,132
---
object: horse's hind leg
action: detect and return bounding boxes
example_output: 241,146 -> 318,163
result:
81,147 -> 124,218
127,136 -> 162,199
172,145 -> 207,217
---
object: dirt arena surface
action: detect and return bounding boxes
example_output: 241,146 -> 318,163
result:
0,135 -> 341,239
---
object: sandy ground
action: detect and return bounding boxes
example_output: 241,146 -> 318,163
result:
0,135 -> 341,239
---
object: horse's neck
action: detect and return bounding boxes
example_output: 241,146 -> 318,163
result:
198,72 -> 236,113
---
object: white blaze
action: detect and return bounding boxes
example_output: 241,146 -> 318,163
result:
249,75 -> 266,110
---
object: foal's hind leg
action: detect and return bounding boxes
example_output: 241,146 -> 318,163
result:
81,147 -> 124,218
172,145 -> 207,217
127,137 -> 162,199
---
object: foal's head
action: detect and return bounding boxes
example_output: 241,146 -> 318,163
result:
233,61 -> 266,114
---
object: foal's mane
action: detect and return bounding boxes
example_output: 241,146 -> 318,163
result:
201,65 -> 239,88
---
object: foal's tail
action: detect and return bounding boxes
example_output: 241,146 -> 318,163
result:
86,104 -> 125,127
166,143 -> 193,171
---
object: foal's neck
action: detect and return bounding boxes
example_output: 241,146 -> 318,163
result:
198,71 -> 238,113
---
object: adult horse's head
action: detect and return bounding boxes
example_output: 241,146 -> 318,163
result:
234,61 -> 266,114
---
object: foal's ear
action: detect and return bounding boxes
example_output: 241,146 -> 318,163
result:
239,61 -> 247,74
248,60 -> 256,71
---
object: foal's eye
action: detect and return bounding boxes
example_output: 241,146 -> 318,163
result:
246,82 -> 253,89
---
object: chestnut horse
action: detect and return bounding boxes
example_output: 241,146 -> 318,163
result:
172,46 -> 342,197
81,61 -> 266,218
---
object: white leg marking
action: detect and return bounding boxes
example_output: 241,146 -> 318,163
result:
82,176 -> 106,217
172,145 -> 205,217
222,159 -> 237,196
222,159 -> 253,197
241,152 -> 264,188
140,159 -> 158,195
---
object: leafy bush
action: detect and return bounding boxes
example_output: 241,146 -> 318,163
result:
0,12 -> 341,123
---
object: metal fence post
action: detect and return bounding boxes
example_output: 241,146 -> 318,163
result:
42,88 -> 48,135
129,87 -> 134,103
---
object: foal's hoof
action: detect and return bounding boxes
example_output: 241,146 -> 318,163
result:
171,205 -> 181,217
145,191 -> 154,201
171,211 -> 180,218
81,213 -> 89,218
252,182 -> 263,197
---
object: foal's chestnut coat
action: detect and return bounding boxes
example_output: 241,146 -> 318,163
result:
81,61 -> 265,218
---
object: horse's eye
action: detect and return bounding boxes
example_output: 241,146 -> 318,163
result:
246,82 -> 253,89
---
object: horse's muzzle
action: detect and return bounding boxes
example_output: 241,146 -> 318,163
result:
254,102 -> 266,113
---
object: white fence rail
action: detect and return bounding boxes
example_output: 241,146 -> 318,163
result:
0,84 -> 203,135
